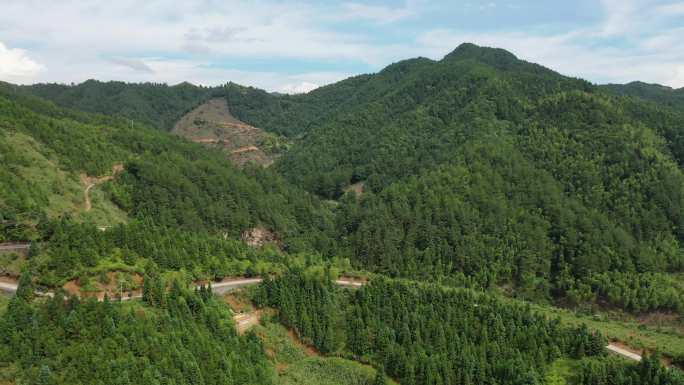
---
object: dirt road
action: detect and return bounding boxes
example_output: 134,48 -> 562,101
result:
81,164 -> 124,212
0,243 -> 31,252
0,281 -> 18,294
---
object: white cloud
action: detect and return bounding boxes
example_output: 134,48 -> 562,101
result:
109,57 -> 154,73
0,0 -> 682,89
280,82 -> 319,94
599,0 -> 638,36
0,41 -> 44,83
413,0 -> 684,88
341,2 -> 416,24
655,2 -> 684,16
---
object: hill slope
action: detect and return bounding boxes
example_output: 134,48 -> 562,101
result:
0,83 -> 333,251
21,80 -> 213,130
602,81 -> 684,112
172,98 -> 285,166
266,44 -> 684,308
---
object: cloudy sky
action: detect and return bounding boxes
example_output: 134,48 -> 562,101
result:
1,0 -> 683,93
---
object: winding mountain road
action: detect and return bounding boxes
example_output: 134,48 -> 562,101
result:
0,275 -> 651,362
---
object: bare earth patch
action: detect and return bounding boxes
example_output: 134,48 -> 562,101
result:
63,272 -> 143,300
241,227 -> 280,248
172,98 -> 276,167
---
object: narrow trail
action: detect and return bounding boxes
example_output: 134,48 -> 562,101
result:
80,164 -> 124,212
83,183 -> 96,211
0,243 -> 30,252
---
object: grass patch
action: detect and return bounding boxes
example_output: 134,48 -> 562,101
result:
5,132 -> 127,228
0,293 -> 9,314
545,358 -> 579,385
279,357 -> 381,385
255,319 -> 395,385
0,253 -> 26,277
531,302 -> 684,359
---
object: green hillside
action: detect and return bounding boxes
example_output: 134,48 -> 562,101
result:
602,81 -> 684,112
0,83 -> 335,285
3,43 -> 684,385
22,80 -> 213,130
255,44 -> 684,309
8,44 -> 684,313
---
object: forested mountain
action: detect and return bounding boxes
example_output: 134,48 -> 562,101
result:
261,44 -> 684,309
3,42 -> 684,384
8,44 -> 684,312
0,82 -> 335,265
21,80 -> 213,130
602,81 -> 684,112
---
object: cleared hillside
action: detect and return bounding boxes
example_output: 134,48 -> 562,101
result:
172,98 -> 285,166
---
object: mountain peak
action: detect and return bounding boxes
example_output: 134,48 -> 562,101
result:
443,43 -> 520,69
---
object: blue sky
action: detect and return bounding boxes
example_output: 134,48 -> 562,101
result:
1,0 -> 683,92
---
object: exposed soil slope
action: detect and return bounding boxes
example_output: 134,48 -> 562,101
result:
172,98 -> 277,166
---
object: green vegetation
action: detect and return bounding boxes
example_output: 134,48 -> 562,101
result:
21,80 -> 213,130
255,319 -> 392,385
3,42 -> 684,384
545,358 -> 578,385
602,81 -> 684,112
576,354 -> 684,384
279,358 -> 384,385
257,270 -> 607,385
529,301 -> 684,362
0,276 -> 274,385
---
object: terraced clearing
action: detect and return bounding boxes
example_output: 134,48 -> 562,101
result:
172,98 -> 282,166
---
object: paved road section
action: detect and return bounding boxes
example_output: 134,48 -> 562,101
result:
0,276 -> 367,297
210,278 -> 264,294
607,343 -> 642,362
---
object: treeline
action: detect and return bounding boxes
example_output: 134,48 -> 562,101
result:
256,271 -> 606,385
333,134 -> 684,310
602,81 -> 684,113
30,218 -> 354,288
21,80 -> 213,130
577,354 -> 684,385
0,274 -> 274,385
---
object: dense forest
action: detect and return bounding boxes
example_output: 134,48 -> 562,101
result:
3,43 -> 684,384
0,82 -> 334,252
21,80 -> 213,130
256,271 -> 613,385
602,81 -> 684,112
0,274 -> 274,385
